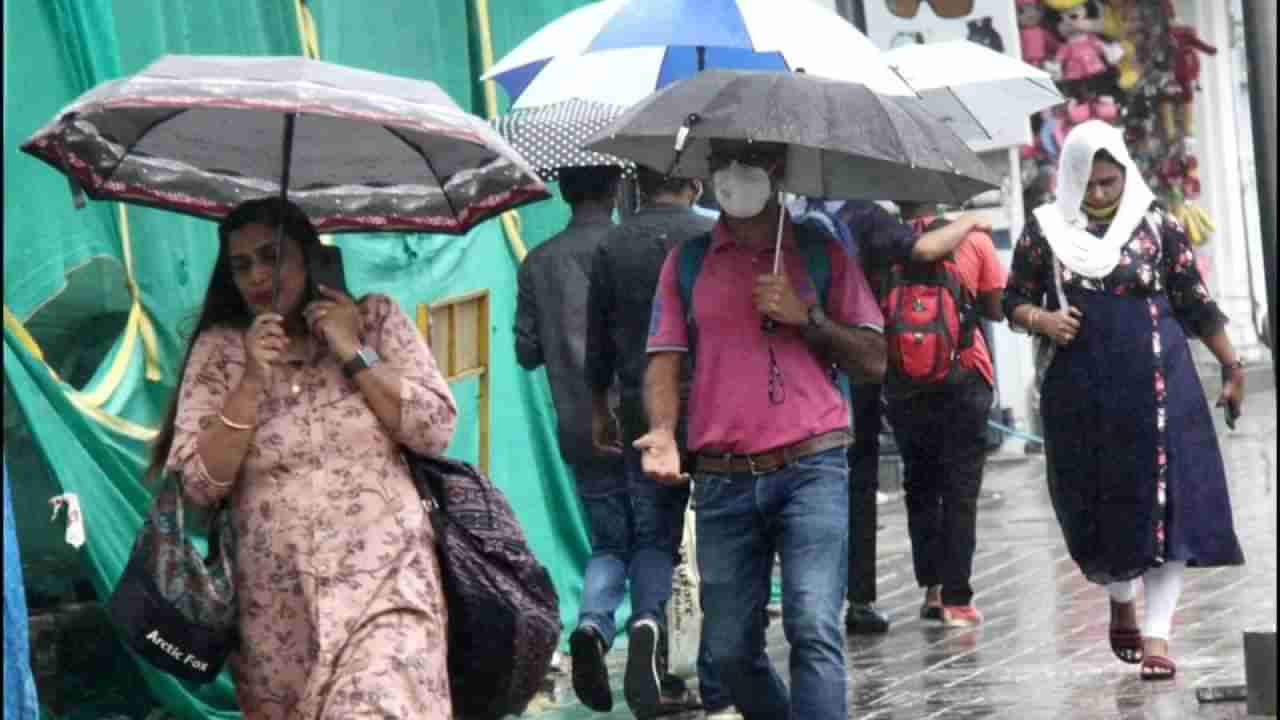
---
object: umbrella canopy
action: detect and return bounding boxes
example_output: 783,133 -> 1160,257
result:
490,98 -> 634,181
584,69 -> 1000,204
21,54 -> 548,234
885,40 -> 1065,148
482,0 -> 913,109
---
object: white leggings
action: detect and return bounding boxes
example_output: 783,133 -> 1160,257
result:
1106,561 -> 1186,641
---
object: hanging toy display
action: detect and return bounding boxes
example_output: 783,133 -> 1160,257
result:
1045,0 -> 1124,128
1017,0 -> 1059,68
1020,0 -> 1218,246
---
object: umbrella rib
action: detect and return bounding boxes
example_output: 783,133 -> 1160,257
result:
99,108 -> 190,188
945,86 -> 993,141
382,125 -> 460,222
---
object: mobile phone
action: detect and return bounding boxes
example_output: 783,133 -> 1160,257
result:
1195,684 -> 1247,704
306,244 -> 348,298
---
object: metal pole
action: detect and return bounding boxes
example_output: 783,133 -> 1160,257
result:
1241,0 -> 1277,384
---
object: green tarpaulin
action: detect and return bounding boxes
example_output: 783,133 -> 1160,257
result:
2,1 -> 615,716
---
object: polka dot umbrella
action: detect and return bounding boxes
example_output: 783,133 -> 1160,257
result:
491,98 -> 635,181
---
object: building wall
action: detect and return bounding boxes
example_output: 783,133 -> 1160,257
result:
1180,0 -> 1269,364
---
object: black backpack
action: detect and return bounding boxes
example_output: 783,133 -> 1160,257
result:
405,451 -> 561,720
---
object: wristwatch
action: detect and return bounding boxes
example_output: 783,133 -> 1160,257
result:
807,303 -> 827,329
342,347 -> 380,379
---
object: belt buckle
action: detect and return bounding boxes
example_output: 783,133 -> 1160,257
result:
746,453 -> 766,476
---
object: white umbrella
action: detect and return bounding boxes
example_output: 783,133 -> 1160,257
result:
884,40 -> 1064,148
482,0 -> 914,109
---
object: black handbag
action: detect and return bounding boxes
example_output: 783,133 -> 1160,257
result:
404,450 -> 561,720
107,478 -> 237,684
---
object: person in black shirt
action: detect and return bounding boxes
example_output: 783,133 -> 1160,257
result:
795,199 -> 990,634
585,167 -> 725,718
515,166 -> 633,713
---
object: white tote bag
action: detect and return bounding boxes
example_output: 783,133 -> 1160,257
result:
666,500 -> 701,677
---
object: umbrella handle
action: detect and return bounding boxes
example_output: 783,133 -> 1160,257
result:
272,113 -> 299,312
763,198 -> 786,334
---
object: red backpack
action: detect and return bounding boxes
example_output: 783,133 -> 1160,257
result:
881,220 -> 979,394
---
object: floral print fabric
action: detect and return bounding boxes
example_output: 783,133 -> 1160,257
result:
1004,205 -> 1227,338
166,294 -> 457,719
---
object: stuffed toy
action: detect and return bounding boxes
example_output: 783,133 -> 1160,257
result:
1097,0 -> 1142,89
1159,24 -> 1218,137
1048,1 -> 1124,124
1017,0 -> 1059,67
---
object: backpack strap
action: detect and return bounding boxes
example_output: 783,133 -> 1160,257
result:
794,220 -> 832,304
794,221 -> 851,401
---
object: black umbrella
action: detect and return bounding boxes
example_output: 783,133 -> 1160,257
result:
584,69 -> 999,204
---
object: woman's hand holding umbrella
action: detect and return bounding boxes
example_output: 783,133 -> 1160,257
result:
244,313 -> 287,386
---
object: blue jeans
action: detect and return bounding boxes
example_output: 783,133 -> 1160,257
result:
693,447 -> 850,720
4,463 -> 40,720
575,450 -> 726,709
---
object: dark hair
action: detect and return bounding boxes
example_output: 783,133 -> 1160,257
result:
145,196 -> 321,484
636,165 -> 698,200
1093,148 -> 1124,170
557,165 -> 622,207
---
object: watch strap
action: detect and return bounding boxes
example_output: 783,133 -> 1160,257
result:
342,347 -> 379,379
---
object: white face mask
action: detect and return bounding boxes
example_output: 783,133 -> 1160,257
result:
713,161 -> 774,219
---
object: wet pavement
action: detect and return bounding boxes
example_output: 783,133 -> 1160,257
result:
529,386 -> 1277,720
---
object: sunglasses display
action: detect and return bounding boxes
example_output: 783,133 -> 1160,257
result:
885,0 -> 976,20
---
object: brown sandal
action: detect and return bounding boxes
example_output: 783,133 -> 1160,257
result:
1109,626 -> 1143,664
1140,654 -> 1177,681
1109,600 -> 1143,664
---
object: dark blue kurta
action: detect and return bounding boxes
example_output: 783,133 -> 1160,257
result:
1005,205 -> 1245,584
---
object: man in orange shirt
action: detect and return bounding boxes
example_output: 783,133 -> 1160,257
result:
881,202 -> 1007,627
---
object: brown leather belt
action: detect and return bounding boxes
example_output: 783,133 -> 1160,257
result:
693,429 -> 852,476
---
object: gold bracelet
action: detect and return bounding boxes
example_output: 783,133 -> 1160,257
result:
205,473 -> 236,488
218,412 -> 255,431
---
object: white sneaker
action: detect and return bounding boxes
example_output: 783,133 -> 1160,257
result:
705,706 -> 744,720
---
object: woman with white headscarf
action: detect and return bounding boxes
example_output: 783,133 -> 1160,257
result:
1003,121 -> 1246,681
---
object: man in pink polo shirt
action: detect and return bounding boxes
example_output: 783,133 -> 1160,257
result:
636,139 -> 885,720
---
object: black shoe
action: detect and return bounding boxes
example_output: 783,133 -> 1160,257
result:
570,625 -> 613,712
845,603 -> 891,634
624,618 -> 662,718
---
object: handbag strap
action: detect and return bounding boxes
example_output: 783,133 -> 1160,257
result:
163,476 -> 228,565
1051,254 -> 1066,311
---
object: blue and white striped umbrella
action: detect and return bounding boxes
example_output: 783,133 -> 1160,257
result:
483,0 -> 913,109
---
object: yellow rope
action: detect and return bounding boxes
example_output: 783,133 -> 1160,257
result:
4,305 -> 47,363
5,304 -> 158,441
294,0 -> 321,60
473,0 -> 530,263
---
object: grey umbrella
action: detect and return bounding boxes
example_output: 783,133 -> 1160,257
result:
21,54 -> 548,235
583,69 -> 999,204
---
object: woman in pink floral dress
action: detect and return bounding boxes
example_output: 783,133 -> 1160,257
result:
147,197 -> 457,718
